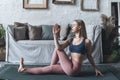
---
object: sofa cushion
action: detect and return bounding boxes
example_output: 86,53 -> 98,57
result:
67,24 -> 74,39
14,22 -> 28,27
41,25 -> 54,40
28,24 -> 42,40
14,27 -> 27,41
14,22 -> 29,40
59,25 -> 69,40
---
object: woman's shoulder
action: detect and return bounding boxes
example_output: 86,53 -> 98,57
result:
85,38 -> 91,46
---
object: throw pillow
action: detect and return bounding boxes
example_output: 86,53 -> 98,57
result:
41,25 -> 54,40
14,22 -> 28,27
67,24 -> 74,39
28,24 -> 42,40
14,27 -> 27,41
14,22 -> 29,39
59,25 -> 69,40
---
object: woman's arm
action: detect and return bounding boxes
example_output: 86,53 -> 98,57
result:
85,39 -> 96,68
85,39 -> 103,76
53,24 -> 71,50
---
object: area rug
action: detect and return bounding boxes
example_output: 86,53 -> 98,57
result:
0,65 -> 119,80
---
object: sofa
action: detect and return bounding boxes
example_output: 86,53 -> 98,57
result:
6,22 -> 103,65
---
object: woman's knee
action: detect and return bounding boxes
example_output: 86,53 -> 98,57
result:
56,49 -> 64,53
53,48 -> 59,54
54,48 -> 58,51
54,48 -> 62,52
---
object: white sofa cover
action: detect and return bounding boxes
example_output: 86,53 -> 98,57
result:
6,25 -> 103,65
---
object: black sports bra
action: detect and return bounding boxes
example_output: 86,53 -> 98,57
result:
69,39 -> 86,55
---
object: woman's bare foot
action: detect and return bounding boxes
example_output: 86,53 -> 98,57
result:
18,57 -> 25,72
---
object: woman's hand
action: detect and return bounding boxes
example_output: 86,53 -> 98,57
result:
53,23 -> 60,36
95,68 -> 104,76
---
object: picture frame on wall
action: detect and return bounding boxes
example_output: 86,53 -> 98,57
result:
23,0 -> 48,9
52,0 -> 75,5
81,0 -> 99,11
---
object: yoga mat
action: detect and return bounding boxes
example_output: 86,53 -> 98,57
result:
0,65 -> 119,80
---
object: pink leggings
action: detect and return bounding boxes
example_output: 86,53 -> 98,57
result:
24,49 -> 81,76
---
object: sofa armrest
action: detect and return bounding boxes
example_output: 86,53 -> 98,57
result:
86,25 -> 102,46
7,25 -> 15,37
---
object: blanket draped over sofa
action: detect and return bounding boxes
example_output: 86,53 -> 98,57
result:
6,25 -> 103,65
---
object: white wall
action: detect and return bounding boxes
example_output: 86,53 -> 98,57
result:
0,0 -> 109,28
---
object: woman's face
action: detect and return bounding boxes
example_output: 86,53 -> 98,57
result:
71,21 -> 80,33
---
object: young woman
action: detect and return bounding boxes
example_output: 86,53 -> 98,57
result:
18,19 -> 103,76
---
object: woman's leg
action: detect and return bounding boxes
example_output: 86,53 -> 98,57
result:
56,50 -> 80,76
50,48 -> 59,65
18,58 -> 64,74
18,49 -> 80,76
24,64 -> 64,74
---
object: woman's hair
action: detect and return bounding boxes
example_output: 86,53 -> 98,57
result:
74,19 -> 87,39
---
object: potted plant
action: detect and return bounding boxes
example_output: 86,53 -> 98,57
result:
101,14 -> 119,62
0,24 -> 5,46
107,39 -> 120,62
